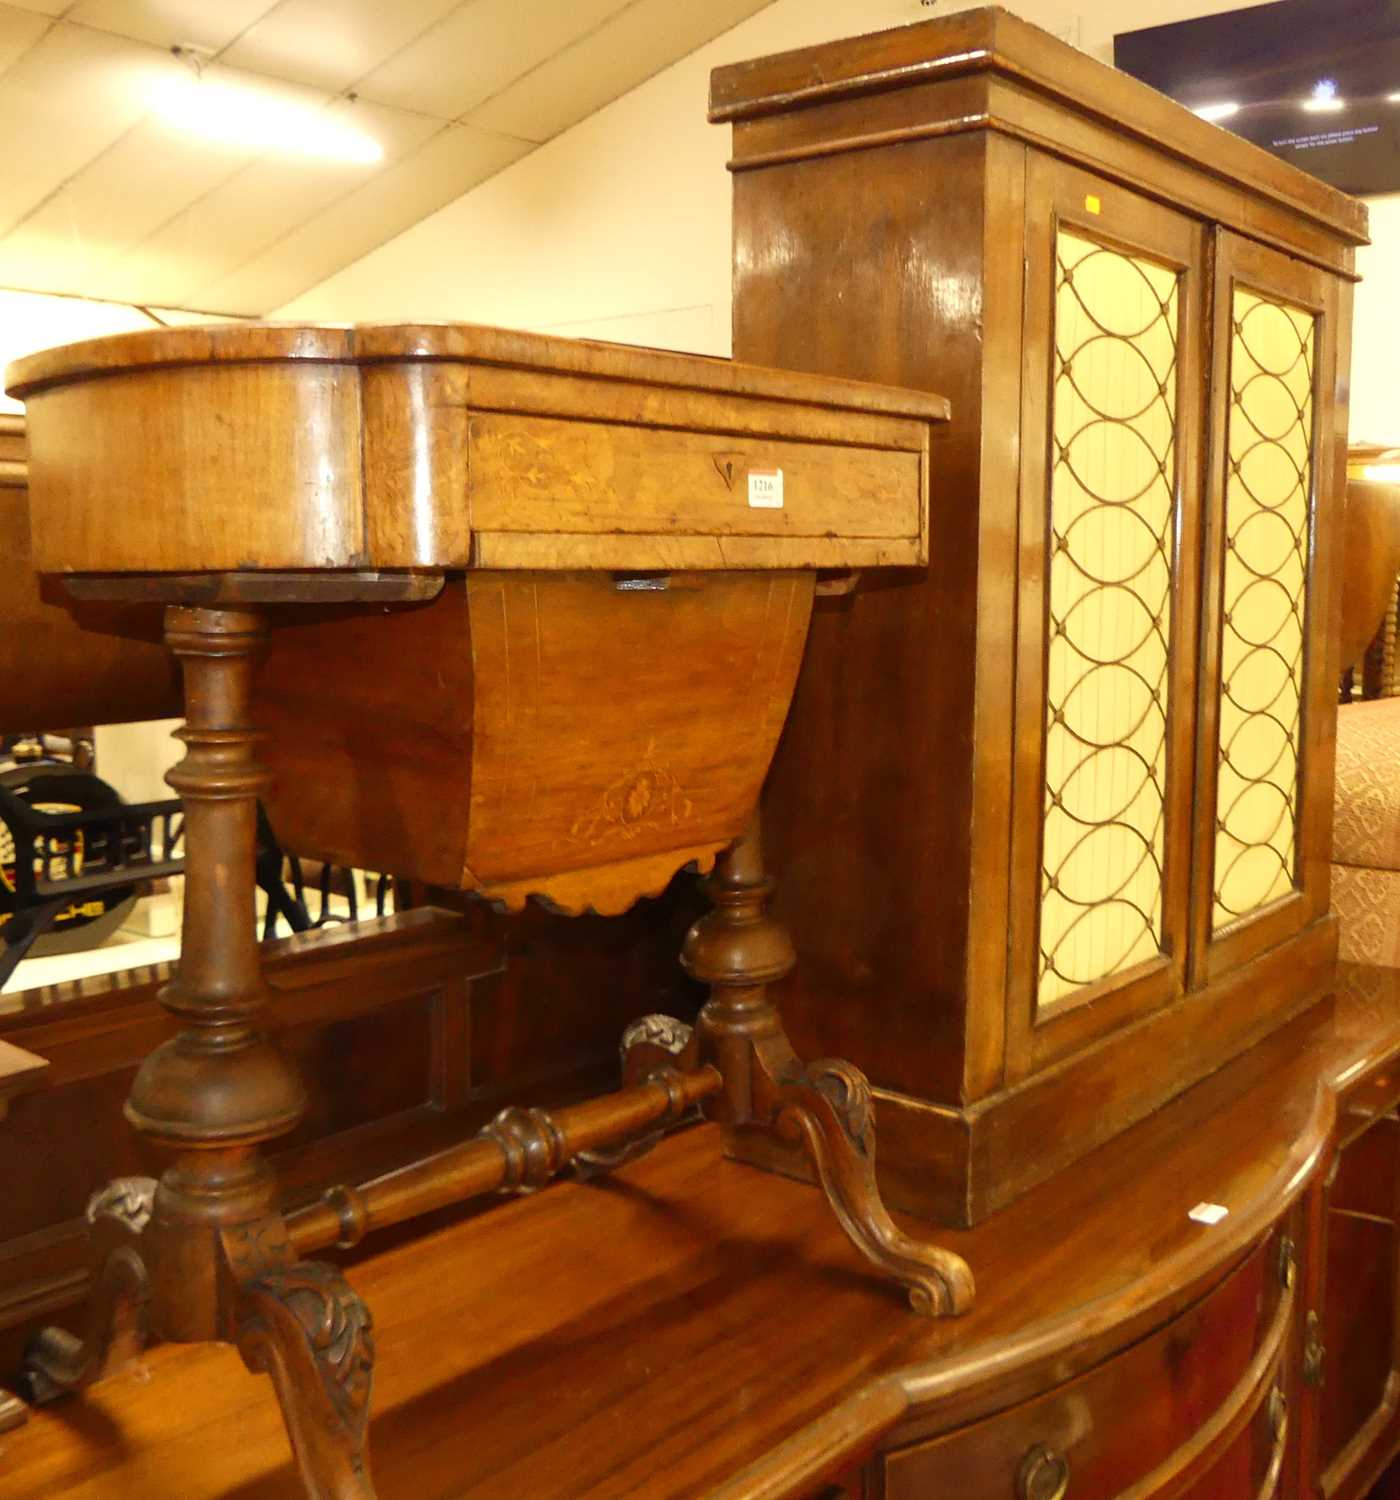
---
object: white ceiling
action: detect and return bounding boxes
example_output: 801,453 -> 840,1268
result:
0,0 -> 773,314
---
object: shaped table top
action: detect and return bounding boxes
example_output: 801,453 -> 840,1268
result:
9,322 -> 947,581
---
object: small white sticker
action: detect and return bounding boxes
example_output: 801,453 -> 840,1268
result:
748,468 -> 784,509
1188,1201 -> 1229,1226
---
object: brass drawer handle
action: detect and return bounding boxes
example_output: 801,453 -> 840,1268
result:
1268,1387 -> 1287,1443
1255,1387 -> 1287,1499
1019,1444 -> 1070,1500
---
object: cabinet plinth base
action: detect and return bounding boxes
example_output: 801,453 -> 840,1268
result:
733,921 -> 1337,1228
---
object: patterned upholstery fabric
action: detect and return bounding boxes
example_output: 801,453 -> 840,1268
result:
1334,865 -> 1400,967
1333,699 -> 1400,871
1333,698 -> 1400,966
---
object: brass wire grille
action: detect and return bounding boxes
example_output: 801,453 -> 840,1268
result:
1038,231 -> 1179,1007
1213,290 -> 1314,929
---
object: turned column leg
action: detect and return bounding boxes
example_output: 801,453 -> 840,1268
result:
23,606 -> 376,1500
130,607 -> 306,1341
681,822 -> 975,1318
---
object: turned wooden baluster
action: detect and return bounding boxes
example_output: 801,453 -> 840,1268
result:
24,605 -> 376,1500
681,822 -> 975,1318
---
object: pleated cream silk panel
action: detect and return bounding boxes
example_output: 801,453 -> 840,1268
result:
1039,231 -> 1180,1008
1213,290 -> 1315,930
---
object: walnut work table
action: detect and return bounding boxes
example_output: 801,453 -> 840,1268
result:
5,323 -> 964,1499
6,965 -> 1398,1500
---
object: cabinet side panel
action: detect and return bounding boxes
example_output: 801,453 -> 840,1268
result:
739,131 -> 1020,1105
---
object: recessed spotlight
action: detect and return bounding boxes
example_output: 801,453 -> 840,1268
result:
1302,78 -> 1345,112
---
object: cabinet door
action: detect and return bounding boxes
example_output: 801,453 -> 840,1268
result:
1006,155 -> 1207,1081
1191,231 -> 1344,982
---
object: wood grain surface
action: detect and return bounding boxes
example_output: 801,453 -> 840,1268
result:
6,963 -> 1398,1500
10,321 -> 941,578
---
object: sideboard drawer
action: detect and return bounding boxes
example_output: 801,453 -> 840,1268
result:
884,1228 -> 1292,1498
1178,1382 -> 1289,1499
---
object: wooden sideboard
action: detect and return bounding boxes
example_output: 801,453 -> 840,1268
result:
6,961 -> 1400,1500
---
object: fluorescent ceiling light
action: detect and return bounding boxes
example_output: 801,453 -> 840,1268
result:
151,75 -> 383,165
1193,101 -> 1241,122
1302,79 -> 1344,113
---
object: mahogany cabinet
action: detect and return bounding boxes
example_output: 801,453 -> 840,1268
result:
711,6 -> 1369,1224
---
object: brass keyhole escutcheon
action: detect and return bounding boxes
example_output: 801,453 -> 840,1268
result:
1303,1309 -> 1326,1387
1019,1444 -> 1070,1500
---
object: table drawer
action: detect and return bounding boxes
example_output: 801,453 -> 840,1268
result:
884,1227 -> 1293,1499
466,411 -> 926,570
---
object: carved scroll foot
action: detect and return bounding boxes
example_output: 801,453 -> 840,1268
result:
236,1261 -> 376,1500
21,1177 -> 154,1403
680,822 -> 973,1318
574,1013 -> 698,1178
0,1389 -> 28,1432
770,1059 -> 974,1318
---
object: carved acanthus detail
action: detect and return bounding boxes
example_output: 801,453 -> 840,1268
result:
620,1014 -> 693,1059
86,1176 -> 156,1235
237,1261 -> 375,1496
809,1059 -> 875,1157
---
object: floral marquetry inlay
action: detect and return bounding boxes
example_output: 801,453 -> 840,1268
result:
1038,230 -> 1180,1008
1212,289 -> 1315,930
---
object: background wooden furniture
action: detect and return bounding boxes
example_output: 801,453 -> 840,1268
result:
1340,477 -> 1400,685
0,413 -> 178,732
712,5 -> 1368,1226
6,961 -> 1400,1500
1342,444 -> 1400,702
9,321 -> 962,1498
